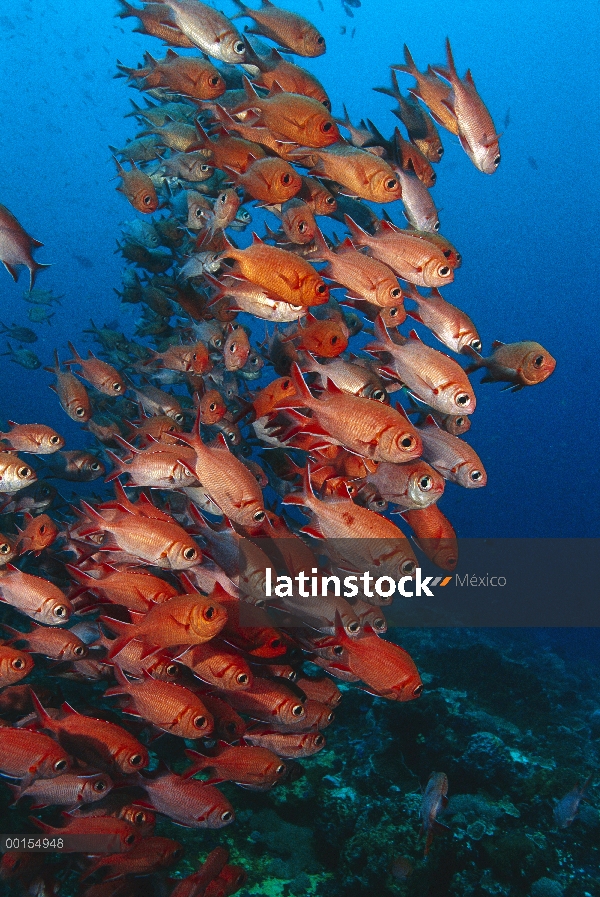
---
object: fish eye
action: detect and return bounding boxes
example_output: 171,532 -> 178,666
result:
213,338 -> 222,348
437,147 -> 444,158
0,543 -> 10,554
194,715 -> 207,729
94,780 -> 107,792
195,208 -> 204,218
419,475 -> 433,491
54,605 -> 68,618
124,833 -> 136,846
400,436 -> 415,449
112,382 -> 122,392
74,645 -> 87,657
292,704 -> 304,716
321,121 -> 332,132
18,467 -> 31,478
227,432 -> 236,441
229,343 -> 237,352
390,287 -> 401,298
282,173 -> 291,185
433,221 -> 440,231
221,810 -> 233,822
236,672 -> 249,685
253,510 -> 265,522
402,559 -> 416,575
134,811 -> 146,824
209,76 -> 220,87
456,417 -> 464,427
204,605 -> 216,620
282,379 -> 290,389
331,335 -> 338,345
388,307 -> 399,318
534,355 -> 544,367
347,621 -> 360,633
90,462 -> 101,471
314,734 -> 324,746
325,196 -> 335,205
494,155 -> 501,166
374,617 -> 385,629
12,657 -> 25,670
76,407 -> 86,418
174,413 -> 184,424
430,172 -> 437,184
470,339 -> 481,351
323,99 -> 331,110
470,470 -> 483,482
234,40 -> 245,55
209,402 -> 217,411
200,164 -> 211,173
333,645 -> 343,656
183,547 -> 197,561
316,284 -> 327,294
455,393 -> 470,407
166,664 -> 179,676
439,266 -> 450,277
317,35 -> 325,44
130,754 -> 143,767
143,195 -> 152,206
372,390 -> 386,402
54,758 -> 68,771
386,178 -> 397,190
375,499 -> 386,509
276,763 -> 286,775
50,434 -> 60,444
298,222 -> 307,233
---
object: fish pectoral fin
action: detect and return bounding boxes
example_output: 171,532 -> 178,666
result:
300,524 -> 325,540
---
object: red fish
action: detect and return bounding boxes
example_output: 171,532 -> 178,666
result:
185,742 -> 287,788
0,726 -> 71,786
136,766 -> 235,828
0,204 -> 49,289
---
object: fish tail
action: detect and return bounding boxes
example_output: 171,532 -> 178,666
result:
392,44 -> 418,76
230,0 -> 249,18
29,688 -> 54,728
289,363 -> 316,410
462,345 -> 484,373
29,262 -> 51,291
65,341 -> 83,366
115,0 -> 136,18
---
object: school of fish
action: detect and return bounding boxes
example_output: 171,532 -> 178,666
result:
0,0 -> 558,892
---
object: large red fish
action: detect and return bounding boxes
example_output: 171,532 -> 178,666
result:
0,204 -> 49,289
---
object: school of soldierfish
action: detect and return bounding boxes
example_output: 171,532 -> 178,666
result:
0,0 -> 559,893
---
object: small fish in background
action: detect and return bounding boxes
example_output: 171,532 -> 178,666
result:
420,771 -> 450,855
317,0 -> 324,8
0,204 -> 50,290
22,288 -> 62,306
0,323 -> 37,344
554,775 -> 594,828
463,339 -> 556,390
528,156 -> 539,170
342,3 -> 354,17
27,305 -> 54,325
339,25 -> 346,34
504,107 -> 511,128
2,342 -> 41,369
72,253 -> 94,268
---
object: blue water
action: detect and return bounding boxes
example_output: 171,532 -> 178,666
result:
2,0 -> 597,540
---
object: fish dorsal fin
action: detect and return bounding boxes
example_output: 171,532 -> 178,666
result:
325,377 -> 343,396
424,414 -> 440,428
409,329 -> 422,342
251,232 -> 265,244
61,701 -> 78,715
165,49 -> 178,60
268,80 -> 285,95
491,340 -> 505,349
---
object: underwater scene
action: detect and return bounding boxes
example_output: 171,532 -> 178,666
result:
0,0 -> 599,894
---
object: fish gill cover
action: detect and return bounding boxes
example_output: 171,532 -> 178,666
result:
0,1 -> 598,896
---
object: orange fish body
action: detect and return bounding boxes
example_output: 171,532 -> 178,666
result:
46,350 -> 92,422
464,340 -> 556,390
331,629 -> 423,701
0,644 -> 34,686
0,204 -> 49,290
81,835 -> 183,881
393,45 -> 459,135
193,122 -> 267,174
0,565 -> 72,624
367,459 -> 445,510
345,216 -> 454,289
127,49 -> 226,100
0,727 -> 71,786
31,691 -> 149,774
106,667 -> 215,738
65,342 -> 126,396
394,128 -> 437,188
432,38 -> 501,174
406,286 -> 480,354
4,622 -> 87,661
67,563 -> 178,612
228,156 -> 302,204
116,0 -> 196,47
185,743 -> 287,788
137,769 -> 234,828
302,143 -> 402,204
0,453 -> 36,493
218,234 -> 329,307
401,503 -> 458,571
161,0 -> 246,64
292,312 -> 349,358
284,364 -> 422,463
368,319 -> 476,415
418,417 -> 487,488
232,0 -> 326,57
0,421 -> 64,454
312,228 -> 403,308
234,78 -> 338,148
243,727 -> 326,758
78,501 -> 201,569
176,639 -> 252,691
114,157 -> 159,213
250,50 -> 330,107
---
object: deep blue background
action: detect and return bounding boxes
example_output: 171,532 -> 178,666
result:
1,0 -> 598,538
